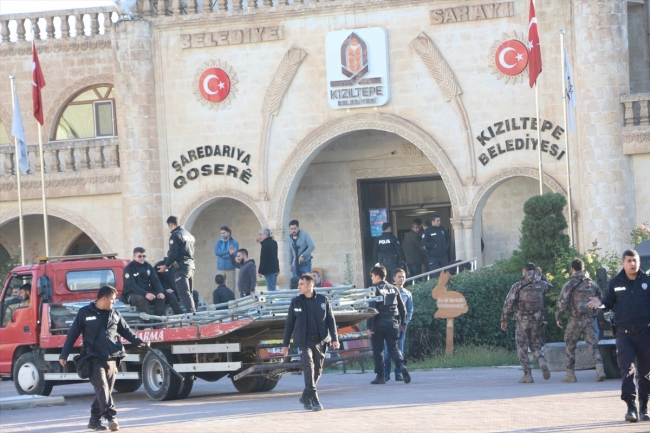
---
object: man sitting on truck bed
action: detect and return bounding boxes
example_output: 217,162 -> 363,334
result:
121,247 -> 180,322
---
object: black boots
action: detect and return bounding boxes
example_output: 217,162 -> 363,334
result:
640,401 -> 649,422
370,374 -> 386,384
400,366 -> 411,384
299,395 -> 313,410
311,392 -> 323,411
626,400 -> 639,423
88,418 -> 107,431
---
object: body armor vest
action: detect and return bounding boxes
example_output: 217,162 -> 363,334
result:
518,283 -> 545,312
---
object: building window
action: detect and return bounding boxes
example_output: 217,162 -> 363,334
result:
0,120 -> 10,145
54,85 -> 116,141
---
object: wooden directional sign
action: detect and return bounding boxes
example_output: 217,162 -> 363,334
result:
431,271 -> 468,354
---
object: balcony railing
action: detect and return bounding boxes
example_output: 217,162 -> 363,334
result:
0,137 -> 119,177
621,93 -> 650,155
622,93 -> 650,126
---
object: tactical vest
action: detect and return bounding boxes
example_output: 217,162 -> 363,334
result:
571,279 -> 595,315
518,283 -> 545,312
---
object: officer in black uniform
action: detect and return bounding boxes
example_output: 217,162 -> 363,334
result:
121,247 -> 172,321
372,222 -> 406,282
282,274 -> 339,412
421,214 -> 450,274
367,265 -> 411,385
153,257 -> 184,315
589,249 -> 650,423
157,216 -> 196,313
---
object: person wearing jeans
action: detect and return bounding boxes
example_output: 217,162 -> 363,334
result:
288,219 -> 315,280
384,269 -> 414,381
257,228 -> 280,291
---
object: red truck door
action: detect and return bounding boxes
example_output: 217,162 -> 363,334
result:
0,272 -> 37,375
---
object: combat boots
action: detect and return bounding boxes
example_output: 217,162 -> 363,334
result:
518,371 -> 533,383
88,417 -> 108,431
370,374 -> 386,384
538,358 -> 551,380
640,401 -> 649,421
595,362 -> 606,382
299,395 -> 313,411
625,400 -> 638,422
561,369 -> 577,383
311,392 -> 323,411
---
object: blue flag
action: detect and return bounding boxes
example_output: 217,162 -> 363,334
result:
564,43 -> 576,133
11,90 -> 29,174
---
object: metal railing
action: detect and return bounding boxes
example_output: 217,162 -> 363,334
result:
405,257 -> 478,283
621,93 -> 650,127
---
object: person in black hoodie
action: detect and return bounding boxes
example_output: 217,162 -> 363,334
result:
153,257 -> 184,315
257,228 -> 280,291
212,274 -> 235,307
59,286 -> 147,431
589,249 -> 650,423
282,274 -> 339,411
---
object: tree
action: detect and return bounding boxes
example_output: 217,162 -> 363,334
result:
518,193 -> 570,271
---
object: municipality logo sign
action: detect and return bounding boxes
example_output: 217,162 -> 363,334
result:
326,27 -> 390,109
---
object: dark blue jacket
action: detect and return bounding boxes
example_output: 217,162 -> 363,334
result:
602,269 -> 650,331
283,293 -> 338,347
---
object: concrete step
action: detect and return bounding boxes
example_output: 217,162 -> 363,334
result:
0,395 -> 65,410
542,342 -> 596,372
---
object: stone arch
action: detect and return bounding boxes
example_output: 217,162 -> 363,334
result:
270,112 -> 468,225
469,167 -> 566,218
181,188 -> 268,232
44,74 -> 114,141
0,232 -> 17,256
0,204 -> 111,254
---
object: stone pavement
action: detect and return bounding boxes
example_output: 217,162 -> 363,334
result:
0,367 -> 646,433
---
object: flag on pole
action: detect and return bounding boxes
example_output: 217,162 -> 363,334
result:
11,90 -> 30,174
32,40 -> 46,125
564,42 -> 576,133
527,0 -> 542,88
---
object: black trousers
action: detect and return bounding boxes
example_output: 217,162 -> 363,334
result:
616,331 -> 650,404
89,358 -> 117,421
174,269 -> 196,312
128,294 -> 165,316
300,341 -> 325,398
163,291 -> 184,315
371,320 -> 404,375
379,259 -> 399,282
428,255 -> 449,275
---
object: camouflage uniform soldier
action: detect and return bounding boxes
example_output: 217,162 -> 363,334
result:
555,258 -> 606,383
501,263 -> 553,383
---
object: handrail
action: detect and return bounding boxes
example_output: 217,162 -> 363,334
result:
405,257 -> 477,283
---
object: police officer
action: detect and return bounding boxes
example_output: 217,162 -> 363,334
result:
555,258 -> 605,383
421,214 -> 450,274
282,274 -> 339,411
501,263 -> 552,383
153,257 -> 184,315
157,216 -> 196,313
372,222 -> 406,282
121,247 -> 173,321
588,249 -> 650,423
367,265 -> 411,385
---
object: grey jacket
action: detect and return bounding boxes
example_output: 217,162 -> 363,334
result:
288,230 -> 315,264
230,255 -> 257,295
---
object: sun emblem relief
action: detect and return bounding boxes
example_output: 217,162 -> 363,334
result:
194,59 -> 239,110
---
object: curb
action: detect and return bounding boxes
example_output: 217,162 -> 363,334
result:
0,395 -> 66,410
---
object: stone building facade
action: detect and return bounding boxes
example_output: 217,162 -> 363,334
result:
0,0 -> 648,293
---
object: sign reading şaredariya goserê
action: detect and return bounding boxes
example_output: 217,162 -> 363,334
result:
476,117 -> 567,166
171,145 -> 252,189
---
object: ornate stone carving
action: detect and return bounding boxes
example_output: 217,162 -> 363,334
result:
270,112 -> 467,224
181,188 -> 268,230
411,32 -> 475,183
261,46 -> 307,198
0,204 -> 112,253
0,39 -> 111,58
0,172 -> 120,191
622,131 -> 650,143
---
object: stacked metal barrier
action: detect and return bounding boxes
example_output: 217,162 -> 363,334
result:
61,285 -> 379,329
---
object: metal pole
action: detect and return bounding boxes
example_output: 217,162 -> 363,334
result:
37,122 -> 49,256
9,74 -> 26,266
559,30 -> 574,246
535,83 -> 544,195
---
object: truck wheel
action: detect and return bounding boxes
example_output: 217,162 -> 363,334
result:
599,345 -> 621,379
175,374 -> 194,400
13,353 -> 53,396
142,348 -> 181,401
231,375 -> 265,393
259,375 -> 281,392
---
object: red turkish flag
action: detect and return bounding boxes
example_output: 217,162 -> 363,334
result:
32,41 -> 46,125
527,0 -> 542,88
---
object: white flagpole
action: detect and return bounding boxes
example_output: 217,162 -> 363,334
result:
560,30 -> 573,246
9,74 -> 26,266
535,84 -> 543,195
37,122 -> 49,257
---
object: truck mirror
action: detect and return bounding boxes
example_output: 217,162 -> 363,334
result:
38,276 -> 52,302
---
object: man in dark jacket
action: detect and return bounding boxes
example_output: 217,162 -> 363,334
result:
158,216 -> 196,313
153,257 -> 184,315
229,247 -> 257,297
282,274 -> 339,411
257,228 -> 280,291
421,214 -> 450,274
59,286 -> 147,431
212,274 -> 235,307
372,222 -> 406,282
367,265 -> 411,385
122,247 -> 182,319
588,249 -> 650,422
402,219 -> 426,281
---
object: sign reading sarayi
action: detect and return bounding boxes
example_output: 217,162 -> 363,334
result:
181,26 -> 284,49
430,2 -> 514,25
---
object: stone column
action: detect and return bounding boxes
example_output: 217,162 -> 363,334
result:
112,20 -> 164,259
572,0 -> 633,252
274,229 -> 288,286
461,218 -> 475,265
450,218 -> 465,262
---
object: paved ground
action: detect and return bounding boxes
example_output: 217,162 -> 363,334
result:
0,368 -> 647,433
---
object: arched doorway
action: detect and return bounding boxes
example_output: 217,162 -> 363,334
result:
186,198 -> 265,302
65,233 -> 101,256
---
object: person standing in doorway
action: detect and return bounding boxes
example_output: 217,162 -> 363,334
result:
257,228 -> 280,291
288,220 -> 315,280
402,219 -> 426,282
214,226 -> 239,294
157,216 -> 196,313
384,268 -> 413,381
282,274 -> 339,411
421,214 -> 450,274
372,222 -> 405,283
